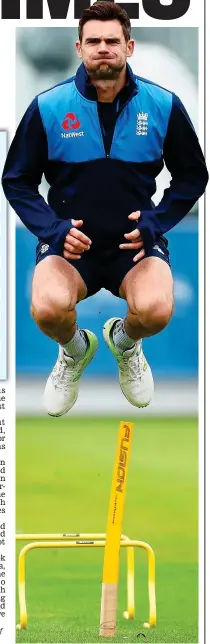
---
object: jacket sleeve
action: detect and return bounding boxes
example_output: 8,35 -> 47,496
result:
137,93 -> 209,252
2,97 -> 72,252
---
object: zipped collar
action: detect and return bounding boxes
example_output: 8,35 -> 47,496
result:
75,62 -> 138,108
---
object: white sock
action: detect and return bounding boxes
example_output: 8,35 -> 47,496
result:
113,319 -> 137,353
62,328 -> 87,362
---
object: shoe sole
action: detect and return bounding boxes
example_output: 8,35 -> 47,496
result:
119,383 -> 151,408
47,394 -> 78,417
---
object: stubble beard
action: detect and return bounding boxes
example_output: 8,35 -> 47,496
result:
85,61 -> 125,80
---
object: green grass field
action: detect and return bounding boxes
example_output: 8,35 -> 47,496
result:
16,416 -> 198,644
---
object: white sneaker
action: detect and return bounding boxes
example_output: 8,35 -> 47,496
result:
44,330 -> 98,416
103,317 -> 154,408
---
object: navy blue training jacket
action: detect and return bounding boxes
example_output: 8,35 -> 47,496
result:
2,63 -> 208,253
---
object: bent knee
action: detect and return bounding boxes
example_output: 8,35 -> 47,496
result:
31,292 -> 76,327
131,296 -> 173,332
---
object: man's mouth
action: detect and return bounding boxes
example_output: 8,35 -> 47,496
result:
94,57 -> 113,62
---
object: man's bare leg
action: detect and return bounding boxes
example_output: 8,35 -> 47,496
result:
31,255 -> 87,343
120,256 -> 174,339
31,256 -> 98,416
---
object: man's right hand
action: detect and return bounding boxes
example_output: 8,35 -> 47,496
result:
63,219 -> 92,260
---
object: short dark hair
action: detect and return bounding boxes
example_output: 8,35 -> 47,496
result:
78,1 -> 131,43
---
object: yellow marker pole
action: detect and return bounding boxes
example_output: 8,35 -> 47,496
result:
99,421 -> 134,637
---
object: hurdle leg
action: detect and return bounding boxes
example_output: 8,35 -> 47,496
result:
123,545 -> 135,620
16,547 -> 27,629
123,540 -> 156,628
133,541 -> 156,628
145,544 -> 156,628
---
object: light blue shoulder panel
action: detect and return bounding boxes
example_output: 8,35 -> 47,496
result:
110,78 -> 173,162
38,82 -> 105,163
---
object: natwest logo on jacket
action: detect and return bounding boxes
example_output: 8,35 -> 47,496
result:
62,112 -> 81,130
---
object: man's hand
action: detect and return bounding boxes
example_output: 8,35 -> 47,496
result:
63,219 -> 92,260
120,211 -> 145,262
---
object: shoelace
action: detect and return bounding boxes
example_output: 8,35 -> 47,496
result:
119,351 -> 144,383
51,358 -> 75,389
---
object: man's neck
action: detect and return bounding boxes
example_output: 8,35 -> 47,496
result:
90,68 -> 127,103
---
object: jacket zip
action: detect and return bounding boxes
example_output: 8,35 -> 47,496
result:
98,88 -> 138,159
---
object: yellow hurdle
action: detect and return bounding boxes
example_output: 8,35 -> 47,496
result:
16,532 -> 134,629
16,421 -> 156,634
16,537 -> 156,631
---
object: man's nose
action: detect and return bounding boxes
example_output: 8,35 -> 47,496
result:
97,40 -> 109,52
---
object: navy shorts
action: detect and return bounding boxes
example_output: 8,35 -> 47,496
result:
36,236 -> 170,298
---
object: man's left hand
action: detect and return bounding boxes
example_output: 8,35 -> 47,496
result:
120,211 -> 145,262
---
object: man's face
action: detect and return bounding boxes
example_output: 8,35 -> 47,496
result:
76,20 -> 134,80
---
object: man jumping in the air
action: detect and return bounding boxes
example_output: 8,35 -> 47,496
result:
2,2 -> 208,416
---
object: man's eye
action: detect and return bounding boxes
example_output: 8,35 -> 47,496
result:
86,38 -> 120,45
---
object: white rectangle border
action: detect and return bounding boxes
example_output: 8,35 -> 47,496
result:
0,1 -> 208,641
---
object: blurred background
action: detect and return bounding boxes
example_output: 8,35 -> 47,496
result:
16,27 -> 199,416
